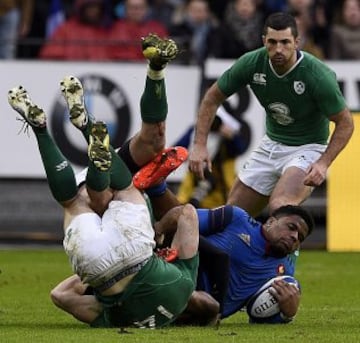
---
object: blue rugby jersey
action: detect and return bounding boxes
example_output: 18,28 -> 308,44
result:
196,206 -> 295,318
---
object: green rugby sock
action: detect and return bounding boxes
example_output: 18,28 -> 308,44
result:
109,147 -> 132,191
33,127 -> 78,203
86,162 -> 110,192
140,76 -> 168,123
79,118 -> 93,143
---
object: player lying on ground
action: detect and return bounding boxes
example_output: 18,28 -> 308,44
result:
156,202 -> 314,324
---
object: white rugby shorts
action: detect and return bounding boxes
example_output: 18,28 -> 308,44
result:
238,135 -> 327,196
63,200 -> 155,288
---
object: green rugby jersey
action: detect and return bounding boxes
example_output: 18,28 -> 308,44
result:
217,47 -> 346,145
93,254 -> 198,328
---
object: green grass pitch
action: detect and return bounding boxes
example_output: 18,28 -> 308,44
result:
1,249 -> 360,343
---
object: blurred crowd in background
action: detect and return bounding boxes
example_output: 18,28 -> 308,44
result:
1,0 -> 360,64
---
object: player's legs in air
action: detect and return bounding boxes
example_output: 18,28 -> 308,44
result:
60,34 -> 185,219
7,84 -> 149,282
7,85 -> 86,228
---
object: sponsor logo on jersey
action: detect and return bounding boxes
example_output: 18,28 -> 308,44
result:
294,81 -> 305,94
268,102 -> 294,125
239,233 -> 251,246
253,73 -> 266,85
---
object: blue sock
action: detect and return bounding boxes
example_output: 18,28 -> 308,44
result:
145,181 -> 167,197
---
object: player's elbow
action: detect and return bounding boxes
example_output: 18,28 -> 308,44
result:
50,288 -> 64,308
187,291 -> 220,325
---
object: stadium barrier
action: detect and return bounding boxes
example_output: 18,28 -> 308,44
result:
327,113 -> 360,251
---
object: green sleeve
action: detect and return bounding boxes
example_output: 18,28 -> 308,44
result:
313,68 -> 347,117
217,49 -> 262,97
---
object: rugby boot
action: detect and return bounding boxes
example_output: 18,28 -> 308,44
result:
88,121 -> 111,172
60,75 -> 88,129
8,86 -> 46,128
142,33 -> 178,70
133,146 -> 188,190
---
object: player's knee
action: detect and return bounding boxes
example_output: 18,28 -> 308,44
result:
172,204 -> 199,254
182,203 -> 197,217
181,204 -> 198,230
139,122 -> 166,151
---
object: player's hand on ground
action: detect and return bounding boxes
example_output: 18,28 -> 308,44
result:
189,143 -> 212,179
304,160 -> 328,186
269,279 -> 300,318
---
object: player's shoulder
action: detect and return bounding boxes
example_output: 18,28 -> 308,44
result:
299,51 -> 336,78
231,205 -> 249,218
232,206 -> 260,228
237,47 -> 267,65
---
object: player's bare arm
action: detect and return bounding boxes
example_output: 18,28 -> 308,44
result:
304,107 -> 354,186
189,83 -> 227,179
51,275 -> 103,324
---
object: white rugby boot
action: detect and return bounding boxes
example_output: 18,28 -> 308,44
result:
60,75 -> 88,130
141,33 -> 179,70
8,86 -> 46,128
88,121 -> 111,172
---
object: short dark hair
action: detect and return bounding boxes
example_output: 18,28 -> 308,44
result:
271,205 -> 315,236
263,12 -> 298,38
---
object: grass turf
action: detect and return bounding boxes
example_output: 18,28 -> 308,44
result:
1,249 -> 360,343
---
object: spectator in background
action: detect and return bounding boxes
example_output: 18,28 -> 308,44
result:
285,0 -> 331,57
291,9 -> 324,59
0,0 -> 34,58
285,0 -> 313,15
260,0 -> 287,16
110,0 -> 168,61
328,0 -> 360,60
39,0 -> 115,60
209,0 -> 264,59
17,0 -> 74,59
169,0 -> 217,65
206,0 -> 230,22
148,0 -> 178,29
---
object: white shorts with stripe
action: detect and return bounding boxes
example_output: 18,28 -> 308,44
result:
238,135 -> 327,196
63,200 -> 155,288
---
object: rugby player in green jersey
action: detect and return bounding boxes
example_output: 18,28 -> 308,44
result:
7,34 -> 207,329
189,12 -> 354,217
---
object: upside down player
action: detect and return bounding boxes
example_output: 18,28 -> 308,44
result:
7,34 -> 212,329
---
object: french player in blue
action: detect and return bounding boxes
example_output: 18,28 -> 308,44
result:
199,204 -> 313,322
165,203 -> 314,324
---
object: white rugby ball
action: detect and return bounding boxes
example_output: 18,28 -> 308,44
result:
246,275 -> 300,321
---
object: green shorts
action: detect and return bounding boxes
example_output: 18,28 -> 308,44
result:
92,253 -> 199,328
